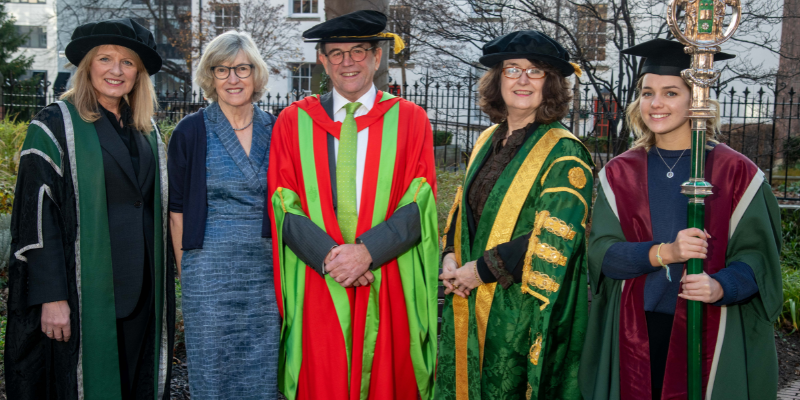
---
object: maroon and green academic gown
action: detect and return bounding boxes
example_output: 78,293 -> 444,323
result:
580,144 -> 782,400
268,92 -> 439,400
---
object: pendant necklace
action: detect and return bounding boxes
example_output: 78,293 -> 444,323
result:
654,147 -> 687,178
232,105 -> 255,131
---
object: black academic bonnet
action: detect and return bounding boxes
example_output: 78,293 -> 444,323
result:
65,18 -> 162,76
620,38 -> 735,77
303,10 -> 394,43
479,30 -> 579,77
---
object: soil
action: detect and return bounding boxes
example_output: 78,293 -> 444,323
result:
777,326 -> 800,388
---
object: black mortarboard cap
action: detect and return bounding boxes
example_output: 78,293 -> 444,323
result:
303,10 -> 393,43
479,30 -> 579,77
65,18 -> 162,75
620,38 -> 735,77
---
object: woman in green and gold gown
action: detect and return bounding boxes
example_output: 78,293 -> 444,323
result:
435,30 -> 592,400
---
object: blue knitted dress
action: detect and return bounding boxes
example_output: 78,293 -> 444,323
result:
180,103 -> 279,399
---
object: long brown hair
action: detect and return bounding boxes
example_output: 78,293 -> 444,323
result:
627,75 -> 720,150
60,45 -> 158,133
477,60 -> 572,124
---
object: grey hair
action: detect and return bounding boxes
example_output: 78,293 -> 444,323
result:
196,30 -> 269,102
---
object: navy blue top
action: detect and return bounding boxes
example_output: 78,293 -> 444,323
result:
601,146 -> 758,314
168,106 -> 276,250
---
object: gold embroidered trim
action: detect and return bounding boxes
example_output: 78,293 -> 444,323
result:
475,128 -> 577,370
539,156 -> 592,186
526,383 -> 533,400
532,237 -> 567,266
452,203 -> 469,400
530,333 -> 543,365
526,271 -> 560,293
413,177 -> 426,202
568,167 -> 587,189
467,126 -> 497,172
540,187 -> 589,228
541,213 -> 576,240
277,187 -> 287,213
442,186 -> 463,246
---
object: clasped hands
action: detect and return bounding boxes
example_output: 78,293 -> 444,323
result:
324,244 -> 375,287
439,253 -> 482,298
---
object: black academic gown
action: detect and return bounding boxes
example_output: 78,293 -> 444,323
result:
4,103 -> 174,400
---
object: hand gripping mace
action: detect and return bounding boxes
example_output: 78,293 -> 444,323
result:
666,0 -> 741,398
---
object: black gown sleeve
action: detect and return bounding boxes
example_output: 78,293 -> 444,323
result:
25,194 -> 69,306
283,213 -> 338,277
476,232 -> 530,288
358,203 -> 421,270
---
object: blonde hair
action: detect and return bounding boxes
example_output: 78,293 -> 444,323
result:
196,31 -> 269,102
628,75 -> 720,150
60,45 -> 158,133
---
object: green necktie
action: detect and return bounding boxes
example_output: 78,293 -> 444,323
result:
337,102 -> 362,244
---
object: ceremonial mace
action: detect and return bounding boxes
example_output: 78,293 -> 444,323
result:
666,0 -> 741,398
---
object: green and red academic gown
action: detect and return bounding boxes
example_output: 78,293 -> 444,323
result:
268,91 -> 439,400
579,144 -> 782,400
5,100 -> 173,400
435,122 -> 593,400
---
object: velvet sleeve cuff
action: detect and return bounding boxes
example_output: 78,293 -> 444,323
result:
480,248 -> 514,289
711,261 -> 758,306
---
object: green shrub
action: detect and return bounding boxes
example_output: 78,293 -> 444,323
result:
158,119 -> 176,146
433,130 -> 453,147
782,208 -> 800,271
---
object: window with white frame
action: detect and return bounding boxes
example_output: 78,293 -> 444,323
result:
470,0 -> 504,16
214,4 -> 240,35
292,0 -> 318,14
289,63 -> 314,94
16,26 -> 47,48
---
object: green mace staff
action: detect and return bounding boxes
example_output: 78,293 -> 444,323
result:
666,0 -> 741,398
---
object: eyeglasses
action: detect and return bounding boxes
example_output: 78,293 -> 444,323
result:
211,64 -> 254,80
502,66 -> 546,80
324,46 -> 375,65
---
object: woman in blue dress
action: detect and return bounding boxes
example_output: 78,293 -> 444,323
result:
167,31 -> 279,399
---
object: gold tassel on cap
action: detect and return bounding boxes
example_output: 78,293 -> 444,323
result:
330,32 -> 406,54
570,62 -> 583,78
377,32 -> 406,54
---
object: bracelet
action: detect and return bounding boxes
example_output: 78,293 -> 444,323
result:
656,243 -> 672,282
473,263 -> 484,286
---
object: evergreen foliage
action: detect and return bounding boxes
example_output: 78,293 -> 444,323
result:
0,4 -> 33,79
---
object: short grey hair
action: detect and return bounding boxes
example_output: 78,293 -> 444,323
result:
196,31 -> 269,102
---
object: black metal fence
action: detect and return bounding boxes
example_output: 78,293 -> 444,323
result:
3,78 -> 799,200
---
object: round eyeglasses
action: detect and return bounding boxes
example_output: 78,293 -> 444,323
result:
324,46 -> 376,65
211,64 -> 254,80
502,66 -> 546,80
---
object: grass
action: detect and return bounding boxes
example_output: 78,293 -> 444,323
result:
436,168 -> 465,234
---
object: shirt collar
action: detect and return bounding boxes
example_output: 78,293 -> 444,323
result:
332,85 -> 377,115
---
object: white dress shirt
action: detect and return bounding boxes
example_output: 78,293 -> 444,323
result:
331,85 -> 377,215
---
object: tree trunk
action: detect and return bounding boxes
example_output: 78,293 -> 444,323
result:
325,0 -> 391,91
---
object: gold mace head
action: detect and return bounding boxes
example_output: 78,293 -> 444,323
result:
666,0 -> 742,89
667,0 -> 742,48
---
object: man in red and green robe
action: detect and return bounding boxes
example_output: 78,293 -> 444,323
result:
267,11 -> 439,400
580,144 -> 782,399
268,88 -> 439,400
